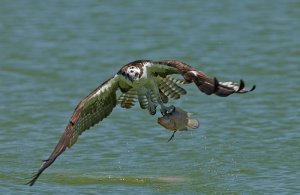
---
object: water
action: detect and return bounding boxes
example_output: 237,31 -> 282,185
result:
1,0 -> 299,194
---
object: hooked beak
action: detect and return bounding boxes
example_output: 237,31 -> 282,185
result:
123,72 -> 133,82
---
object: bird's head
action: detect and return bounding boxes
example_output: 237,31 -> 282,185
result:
123,66 -> 141,81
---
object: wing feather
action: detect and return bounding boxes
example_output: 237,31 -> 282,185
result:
118,89 -> 137,109
27,75 -> 120,186
149,60 -> 255,97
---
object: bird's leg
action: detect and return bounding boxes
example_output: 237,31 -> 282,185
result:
147,78 -> 175,116
160,103 -> 175,116
167,131 -> 177,142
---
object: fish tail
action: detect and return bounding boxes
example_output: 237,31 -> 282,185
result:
187,119 -> 199,129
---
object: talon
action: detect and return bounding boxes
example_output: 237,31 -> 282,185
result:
149,104 -> 157,115
160,105 -> 175,116
167,105 -> 175,114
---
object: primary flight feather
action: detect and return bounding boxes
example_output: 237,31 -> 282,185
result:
27,60 -> 255,186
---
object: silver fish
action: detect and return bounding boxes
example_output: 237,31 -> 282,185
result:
157,107 -> 199,141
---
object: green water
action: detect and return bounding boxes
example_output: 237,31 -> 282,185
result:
1,0 -> 299,194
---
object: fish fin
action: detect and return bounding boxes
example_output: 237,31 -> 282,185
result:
187,119 -> 199,129
167,131 -> 177,142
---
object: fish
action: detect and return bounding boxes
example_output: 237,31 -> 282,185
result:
157,107 -> 199,142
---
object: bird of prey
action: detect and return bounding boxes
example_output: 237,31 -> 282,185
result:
27,60 -> 255,186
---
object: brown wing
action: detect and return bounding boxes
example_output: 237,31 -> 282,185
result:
27,75 -> 121,186
149,60 -> 255,97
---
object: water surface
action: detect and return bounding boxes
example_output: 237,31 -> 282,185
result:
0,0 -> 299,194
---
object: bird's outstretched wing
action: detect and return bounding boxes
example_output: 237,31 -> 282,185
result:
27,75 -> 121,186
147,60 -> 255,97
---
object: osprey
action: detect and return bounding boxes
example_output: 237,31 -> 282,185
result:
27,60 -> 255,186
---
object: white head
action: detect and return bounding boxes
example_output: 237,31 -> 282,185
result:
125,66 -> 141,81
